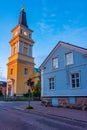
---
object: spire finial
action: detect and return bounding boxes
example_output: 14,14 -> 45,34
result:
21,4 -> 25,11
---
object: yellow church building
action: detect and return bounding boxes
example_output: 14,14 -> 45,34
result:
7,7 -> 35,96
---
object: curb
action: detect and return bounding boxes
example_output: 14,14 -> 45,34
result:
15,106 -> 87,123
30,109 -> 87,123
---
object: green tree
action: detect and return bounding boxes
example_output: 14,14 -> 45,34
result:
33,81 -> 41,98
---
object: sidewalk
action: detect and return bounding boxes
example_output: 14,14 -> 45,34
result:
19,101 -> 87,122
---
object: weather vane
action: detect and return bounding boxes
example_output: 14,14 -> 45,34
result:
22,4 -> 25,11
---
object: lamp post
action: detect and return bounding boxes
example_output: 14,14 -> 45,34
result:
27,78 -> 32,107
28,88 -> 31,107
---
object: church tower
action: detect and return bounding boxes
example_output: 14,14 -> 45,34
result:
7,7 -> 34,96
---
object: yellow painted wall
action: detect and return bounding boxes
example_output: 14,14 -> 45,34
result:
7,60 -> 34,95
16,62 -> 34,95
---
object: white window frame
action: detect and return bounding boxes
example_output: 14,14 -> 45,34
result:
49,77 -> 55,90
65,52 -> 73,65
52,57 -> 58,69
71,72 -> 80,88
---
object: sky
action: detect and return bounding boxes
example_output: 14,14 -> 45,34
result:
0,0 -> 87,81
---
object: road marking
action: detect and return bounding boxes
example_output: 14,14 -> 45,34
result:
0,106 -> 8,111
14,107 -> 24,111
0,101 -> 13,104
0,101 -> 5,103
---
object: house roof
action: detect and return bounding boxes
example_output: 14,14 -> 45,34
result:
39,41 -> 87,70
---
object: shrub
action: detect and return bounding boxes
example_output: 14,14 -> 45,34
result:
0,90 -> 3,96
23,93 -> 29,97
26,106 -> 33,109
33,81 -> 41,98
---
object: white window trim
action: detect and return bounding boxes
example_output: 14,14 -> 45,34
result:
70,72 -> 80,89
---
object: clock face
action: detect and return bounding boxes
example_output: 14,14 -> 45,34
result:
24,31 -> 28,36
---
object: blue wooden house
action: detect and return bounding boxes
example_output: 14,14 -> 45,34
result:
40,41 -> 87,107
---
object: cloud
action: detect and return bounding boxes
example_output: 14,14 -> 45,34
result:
37,1 -> 56,34
63,25 -> 70,30
37,13 -> 56,34
37,21 -> 54,34
37,22 -> 47,33
0,77 -> 6,81
51,26 -> 87,47
0,56 -> 7,80
0,68 -> 7,81
50,13 -> 56,17
38,22 -> 48,31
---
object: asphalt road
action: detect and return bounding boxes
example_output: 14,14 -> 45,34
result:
0,101 -> 87,130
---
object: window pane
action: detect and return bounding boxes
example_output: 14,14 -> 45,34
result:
66,52 -> 73,65
52,83 -> 54,86
24,68 -> 28,75
29,34 -> 31,38
49,86 -> 51,89
72,79 -> 75,84
77,83 -> 79,87
72,74 -> 75,78
52,86 -> 54,89
52,78 -> 54,81
49,83 -> 51,86
49,78 -> 51,82
76,73 -> 79,78
49,77 -> 55,90
52,57 -> 58,69
72,84 -> 75,88
20,29 -> 22,34
76,79 -> 79,83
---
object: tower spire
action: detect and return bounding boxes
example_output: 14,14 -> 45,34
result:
18,5 -> 28,28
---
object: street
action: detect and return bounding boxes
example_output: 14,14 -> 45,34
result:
0,101 -> 87,130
